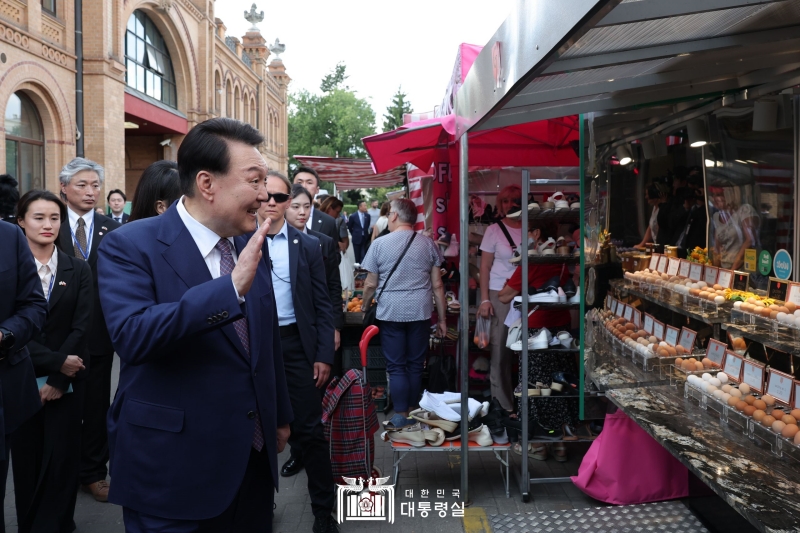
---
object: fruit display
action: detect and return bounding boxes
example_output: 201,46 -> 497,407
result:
346,296 -> 364,312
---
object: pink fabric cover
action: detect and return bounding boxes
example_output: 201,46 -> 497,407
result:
571,411 -> 689,505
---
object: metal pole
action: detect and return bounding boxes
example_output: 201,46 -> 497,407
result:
520,170 -> 530,499
75,0 -> 84,157
459,136 -> 470,502
793,96 -> 800,282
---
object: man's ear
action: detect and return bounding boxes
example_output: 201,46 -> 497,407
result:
195,171 -> 215,201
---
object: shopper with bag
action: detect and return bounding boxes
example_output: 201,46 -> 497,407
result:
361,199 -> 447,429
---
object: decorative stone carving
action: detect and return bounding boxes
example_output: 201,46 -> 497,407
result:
268,38 -> 285,60
157,0 -> 173,12
244,4 -> 264,32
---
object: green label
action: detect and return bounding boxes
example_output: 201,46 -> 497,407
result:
759,250 -> 772,276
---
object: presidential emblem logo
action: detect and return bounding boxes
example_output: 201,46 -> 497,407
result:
336,476 -> 395,524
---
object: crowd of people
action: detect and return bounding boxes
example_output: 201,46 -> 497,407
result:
0,117 -> 438,533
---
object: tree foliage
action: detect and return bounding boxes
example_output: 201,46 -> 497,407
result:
320,62 -> 349,93
382,86 -> 413,132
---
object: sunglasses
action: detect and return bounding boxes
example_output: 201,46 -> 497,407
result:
266,192 -> 290,203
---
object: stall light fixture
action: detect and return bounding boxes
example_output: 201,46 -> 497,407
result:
616,145 -> 633,165
705,159 -> 715,167
746,160 -> 758,164
687,119 -> 709,147
735,159 -> 748,164
124,121 -> 139,129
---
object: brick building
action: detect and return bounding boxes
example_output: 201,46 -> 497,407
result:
0,0 -> 290,202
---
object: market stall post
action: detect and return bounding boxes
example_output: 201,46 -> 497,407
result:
520,169 -> 530,500
458,136 -> 470,502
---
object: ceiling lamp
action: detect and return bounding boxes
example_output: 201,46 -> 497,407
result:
687,119 -> 708,147
616,145 -> 633,165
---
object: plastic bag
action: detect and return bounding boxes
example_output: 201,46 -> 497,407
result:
474,316 -> 491,349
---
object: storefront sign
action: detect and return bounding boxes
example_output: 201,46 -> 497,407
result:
773,249 -> 792,280
632,309 -> 642,328
657,256 -> 668,274
716,269 -> 733,289
744,249 -> 757,272
432,162 -> 451,242
664,326 -> 679,346
624,305 -> 633,322
652,319 -> 665,341
704,266 -> 719,286
766,369 -> 794,405
689,263 -> 703,282
723,351 -> 744,382
667,258 -> 680,276
742,359 -> 765,393
679,260 -> 691,278
759,250 -> 772,276
732,272 -> 750,292
786,282 -> 800,308
643,314 -> 654,335
705,339 -> 726,367
649,254 -> 660,271
767,278 -> 789,303
678,327 -> 697,352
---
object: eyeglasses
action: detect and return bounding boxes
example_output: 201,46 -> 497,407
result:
266,192 -> 290,203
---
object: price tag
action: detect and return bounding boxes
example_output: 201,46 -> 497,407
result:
766,370 -> 794,405
794,381 -> 800,410
679,260 -> 691,278
652,319 -> 665,341
741,359 -> 765,393
615,300 -> 624,317
606,295 -> 613,310
632,309 -> 642,328
705,339 -> 727,367
667,258 -> 680,276
722,351 -> 744,381
657,256 -> 669,274
624,305 -> 634,321
704,266 -> 719,286
768,278 -> 789,302
689,263 -> 704,281
678,327 -> 697,352
649,254 -> 660,271
785,282 -> 800,308
644,314 -> 654,335
664,326 -> 679,346
716,269 -> 733,289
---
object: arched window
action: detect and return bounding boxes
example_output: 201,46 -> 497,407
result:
234,86 -> 240,120
250,97 -> 256,126
125,10 -> 177,108
226,79 -> 232,118
5,92 -> 44,193
244,95 -> 250,125
214,71 -> 221,113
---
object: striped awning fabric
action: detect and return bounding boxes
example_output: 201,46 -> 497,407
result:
294,156 -> 406,190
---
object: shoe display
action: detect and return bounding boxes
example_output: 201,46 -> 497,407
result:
556,331 -> 573,348
515,289 -> 559,304
280,457 -> 305,477
538,237 -> 556,254
510,240 -> 539,264
468,425 -> 494,446
409,408 -> 458,433
444,416 -> 485,441
381,429 -> 427,447
509,328 -> 552,351
506,202 -> 541,219
419,391 -> 460,421
423,428 -> 446,446
562,279 -> 577,298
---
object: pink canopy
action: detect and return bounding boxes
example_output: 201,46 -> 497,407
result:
293,156 -> 406,190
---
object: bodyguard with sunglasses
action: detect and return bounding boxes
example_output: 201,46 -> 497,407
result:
256,172 -> 338,533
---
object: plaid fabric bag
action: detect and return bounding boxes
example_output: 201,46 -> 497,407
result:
322,369 -> 379,483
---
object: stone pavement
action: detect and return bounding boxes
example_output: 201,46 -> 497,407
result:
3,356 -> 602,532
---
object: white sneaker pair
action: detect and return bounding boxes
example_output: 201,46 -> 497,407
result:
555,331 -> 576,349
514,290 -> 562,304
547,191 -> 570,210
509,328 -> 552,351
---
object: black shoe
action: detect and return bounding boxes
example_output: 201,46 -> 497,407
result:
280,457 -> 304,477
313,515 -> 339,533
551,372 -> 579,395
530,420 -> 564,441
563,278 -> 577,298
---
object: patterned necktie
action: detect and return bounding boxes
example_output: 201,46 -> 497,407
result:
74,217 -> 87,260
215,238 -> 264,451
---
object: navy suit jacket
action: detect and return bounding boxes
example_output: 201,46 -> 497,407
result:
97,205 -> 293,520
309,229 -> 343,331
347,211 -> 371,245
0,223 -> 47,441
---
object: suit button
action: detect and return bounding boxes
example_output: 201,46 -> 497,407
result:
207,317 -> 213,324
222,311 -> 229,318
247,411 -> 256,419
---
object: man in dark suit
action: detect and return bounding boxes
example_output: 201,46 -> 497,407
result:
56,157 -> 120,502
98,118 -> 292,532
107,189 -> 129,224
258,174 -> 337,533
293,167 -> 340,259
347,200 -> 371,263
0,222 -> 48,533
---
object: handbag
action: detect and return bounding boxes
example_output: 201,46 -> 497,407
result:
363,232 -> 417,328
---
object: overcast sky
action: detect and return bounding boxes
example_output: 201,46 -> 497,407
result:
215,1 -> 514,130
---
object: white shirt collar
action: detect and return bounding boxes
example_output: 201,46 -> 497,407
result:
306,206 -> 315,229
34,245 -> 58,274
176,196 -> 234,258
67,206 -> 94,230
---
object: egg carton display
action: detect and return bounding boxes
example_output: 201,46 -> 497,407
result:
730,299 -> 800,334
624,271 -> 732,311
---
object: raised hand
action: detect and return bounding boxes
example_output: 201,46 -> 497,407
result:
231,218 -> 271,296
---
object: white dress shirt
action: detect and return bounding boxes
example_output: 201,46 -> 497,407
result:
306,206 -> 316,231
67,207 -> 95,255
112,212 -> 124,224
34,245 -> 58,301
266,220 -> 295,325
176,197 -> 244,303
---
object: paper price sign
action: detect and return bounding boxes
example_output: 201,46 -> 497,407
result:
667,258 -> 680,276
705,339 -> 726,367
624,305 -> 634,321
664,326 -> 679,346
679,260 -> 691,278
704,266 -> 719,286
795,381 -> 800,410
615,300 -> 624,317
633,309 -> 642,328
652,319 -> 665,341
649,254 -> 660,271
606,295 -> 613,310
689,263 -> 704,281
678,327 -> 697,352
643,314 -> 654,335
716,269 -> 733,289
741,359 -> 765,393
786,282 -> 800,308
767,370 -> 794,405
722,351 -> 744,381
657,256 -> 669,274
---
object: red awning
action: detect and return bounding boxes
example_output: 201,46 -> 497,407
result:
293,156 -> 406,191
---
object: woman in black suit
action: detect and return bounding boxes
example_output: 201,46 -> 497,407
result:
13,190 -> 93,533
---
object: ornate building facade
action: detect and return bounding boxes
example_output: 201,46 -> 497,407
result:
0,0 -> 289,201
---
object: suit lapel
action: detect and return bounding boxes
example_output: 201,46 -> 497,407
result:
58,222 -> 74,258
89,213 -> 106,263
287,226 -> 299,297
48,251 -> 74,309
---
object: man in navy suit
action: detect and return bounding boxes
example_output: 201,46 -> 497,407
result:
97,118 -> 292,531
0,222 -> 48,533
106,189 -> 129,224
347,200 -> 371,264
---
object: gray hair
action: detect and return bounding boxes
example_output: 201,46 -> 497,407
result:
391,198 -> 417,225
58,157 -> 105,187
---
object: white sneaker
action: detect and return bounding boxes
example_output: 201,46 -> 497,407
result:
547,191 -> 566,203
514,290 -> 560,304
419,391 -> 461,422
568,290 -> 581,304
557,288 -> 567,303
557,331 -> 573,348
469,425 -> 494,447
531,329 -> 552,350
538,238 -> 556,254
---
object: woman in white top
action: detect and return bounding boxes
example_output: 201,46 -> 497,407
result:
635,185 -> 666,249
478,185 -> 523,413
371,202 -> 390,242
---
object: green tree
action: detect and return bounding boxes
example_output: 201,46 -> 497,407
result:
382,86 -> 413,132
320,62 -> 349,93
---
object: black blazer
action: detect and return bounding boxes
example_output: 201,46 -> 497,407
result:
57,211 -> 120,355
286,225 -> 335,366
310,209 -> 342,265
309,229 -> 344,331
347,212 -> 371,245
0,223 -> 47,436
27,250 -> 94,392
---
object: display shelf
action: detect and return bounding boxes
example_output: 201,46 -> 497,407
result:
586,338 -> 671,392
513,302 -> 581,311
725,320 -> 800,356
523,254 -> 581,265
610,279 -> 729,325
525,208 -> 580,222
514,347 -> 580,354
608,385 -> 800,533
